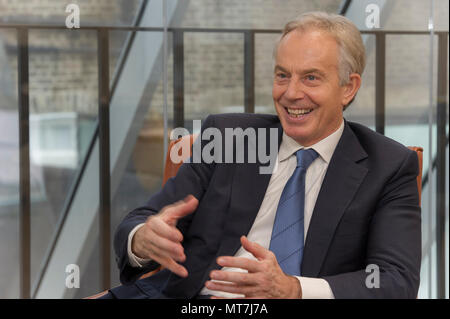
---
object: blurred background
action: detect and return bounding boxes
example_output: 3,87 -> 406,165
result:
0,0 -> 448,299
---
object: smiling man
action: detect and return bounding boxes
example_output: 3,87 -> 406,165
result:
108,12 -> 421,299
272,25 -> 362,147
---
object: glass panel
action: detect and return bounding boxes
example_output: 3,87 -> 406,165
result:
28,28 -> 98,290
184,32 -> 245,120
0,0 -> 158,299
109,0 -> 147,85
446,143 -> 449,299
175,0 -> 344,118
344,35 -> 376,129
379,0 -> 448,299
177,0 -> 341,29
255,33 -> 278,115
419,165 -> 438,298
0,0 -> 143,27
0,28 -> 19,298
384,34 -> 437,158
108,30 -> 170,289
383,10 -> 437,299
73,218 -> 100,298
381,0 -> 431,31
435,0 -> 449,31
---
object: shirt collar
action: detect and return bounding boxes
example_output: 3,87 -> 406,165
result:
278,119 -> 345,164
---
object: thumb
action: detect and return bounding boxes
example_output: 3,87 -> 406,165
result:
240,236 -> 271,261
163,195 -> 199,225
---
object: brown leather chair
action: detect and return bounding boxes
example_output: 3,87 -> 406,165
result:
163,134 -> 198,185
87,139 -> 423,298
407,146 -> 423,205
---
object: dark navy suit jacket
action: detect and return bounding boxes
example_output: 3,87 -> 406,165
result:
112,113 -> 421,299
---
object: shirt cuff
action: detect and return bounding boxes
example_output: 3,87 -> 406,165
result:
296,276 -> 335,299
127,223 -> 152,267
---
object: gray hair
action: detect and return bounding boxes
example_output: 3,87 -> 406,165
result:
274,12 -> 366,86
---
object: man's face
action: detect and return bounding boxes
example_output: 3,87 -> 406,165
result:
273,29 -> 349,146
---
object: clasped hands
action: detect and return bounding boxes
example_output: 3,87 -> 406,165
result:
132,195 -> 302,299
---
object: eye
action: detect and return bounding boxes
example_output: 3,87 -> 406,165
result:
276,72 -> 287,79
303,74 -> 321,86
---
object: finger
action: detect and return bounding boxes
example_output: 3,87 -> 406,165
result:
240,236 -> 272,261
149,216 -> 184,243
209,270 -> 257,286
147,231 -> 185,261
205,280 -> 253,296
134,236 -> 180,263
164,257 -> 189,278
152,251 -> 188,278
216,256 -> 261,273
163,195 -> 199,225
147,239 -> 185,263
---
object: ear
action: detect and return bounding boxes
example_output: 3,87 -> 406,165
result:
341,73 -> 362,106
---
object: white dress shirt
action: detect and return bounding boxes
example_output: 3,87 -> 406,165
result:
128,120 -> 345,299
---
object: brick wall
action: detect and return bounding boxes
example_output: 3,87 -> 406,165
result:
0,0 -> 140,115
147,0 -> 340,122
0,0 -> 447,118
0,0 -> 137,24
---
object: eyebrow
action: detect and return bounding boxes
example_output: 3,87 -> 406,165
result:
274,65 -> 289,73
274,65 -> 326,78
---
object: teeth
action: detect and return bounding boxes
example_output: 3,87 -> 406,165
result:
287,108 -> 312,116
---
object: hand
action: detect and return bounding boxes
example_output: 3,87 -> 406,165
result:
132,195 -> 198,278
204,236 -> 302,299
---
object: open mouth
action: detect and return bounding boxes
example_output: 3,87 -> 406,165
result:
284,107 -> 314,118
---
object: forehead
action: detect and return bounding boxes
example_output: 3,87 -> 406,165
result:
276,29 -> 340,71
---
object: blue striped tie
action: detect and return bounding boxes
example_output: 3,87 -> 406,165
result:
269,148 -> 319,276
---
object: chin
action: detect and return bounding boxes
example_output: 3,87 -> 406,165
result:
282,125 -> 314,145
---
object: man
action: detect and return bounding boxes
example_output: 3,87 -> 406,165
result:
107,12 -> 421,299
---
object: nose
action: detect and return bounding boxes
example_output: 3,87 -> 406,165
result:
283,78 -> 305,101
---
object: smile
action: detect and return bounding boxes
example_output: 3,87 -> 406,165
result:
285,107 -> 314,117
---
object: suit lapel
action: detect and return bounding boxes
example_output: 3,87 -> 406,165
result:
301,121 -> 368,277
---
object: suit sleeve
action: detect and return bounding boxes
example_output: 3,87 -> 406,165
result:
113,115 -> 217,284
323,150 -> 421,298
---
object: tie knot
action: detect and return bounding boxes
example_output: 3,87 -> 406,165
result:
295,148 -> 319,169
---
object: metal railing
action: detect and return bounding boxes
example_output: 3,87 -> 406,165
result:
0,22 -> 447,298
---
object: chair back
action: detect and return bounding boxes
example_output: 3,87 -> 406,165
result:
163,134 -> 197,185
407,146 -> 423,205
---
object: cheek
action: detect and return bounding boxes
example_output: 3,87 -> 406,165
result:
322,85 -> 344,103
304,87 -> 326,104
307,86 -> 342,108
272,83 -> 285,101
